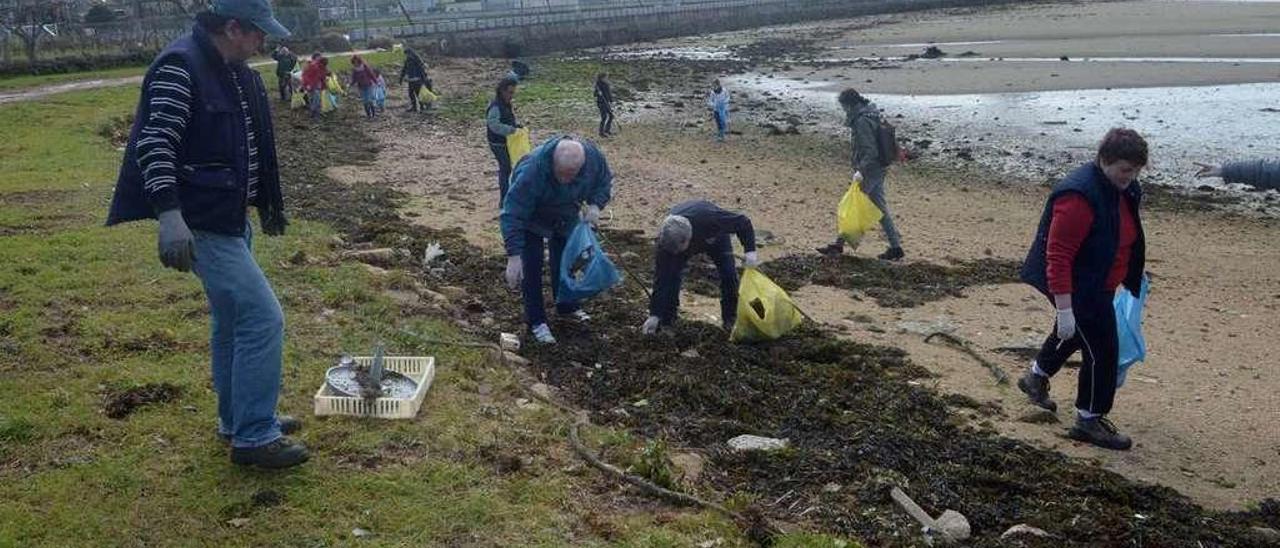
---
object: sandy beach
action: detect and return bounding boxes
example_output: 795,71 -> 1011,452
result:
319,0 -> 1280,511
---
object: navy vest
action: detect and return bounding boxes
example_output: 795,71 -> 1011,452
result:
107,24 -> 284,236
1020,162 -> 1146,304
486,98 -> 516,146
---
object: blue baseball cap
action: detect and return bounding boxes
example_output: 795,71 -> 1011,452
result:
211,0 -> 291,39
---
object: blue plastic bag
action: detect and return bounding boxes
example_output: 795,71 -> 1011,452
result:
557,221 -> 622,304
1114,274 -> 1150,387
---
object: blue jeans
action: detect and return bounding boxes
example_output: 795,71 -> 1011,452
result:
859,166 -> 902,248
520,231 -> 581,327
713,111 -> 727,140
192,223 -> 285,449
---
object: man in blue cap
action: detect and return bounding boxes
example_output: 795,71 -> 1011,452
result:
106,1 -> 308,469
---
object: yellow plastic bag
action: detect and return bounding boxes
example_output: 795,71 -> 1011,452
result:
507,127 -> 532,166
837,179 -> 883,245
290,91 -> 306,110
730,268 -> 804,343
324,74 -> 343,94
320,91 -> 337,113
417,87 -> 439,104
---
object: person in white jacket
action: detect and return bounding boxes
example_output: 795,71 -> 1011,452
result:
706,79 -> 730,142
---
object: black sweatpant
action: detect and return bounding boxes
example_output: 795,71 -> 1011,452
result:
1034,292 -> 1119,416
597,100 -> 614,136
490,143 -> 512,208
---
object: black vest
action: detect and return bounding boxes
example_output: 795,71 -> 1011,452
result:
486,98 -> 516,146
1021,162 -> 1146,305
107,25 -> 284,236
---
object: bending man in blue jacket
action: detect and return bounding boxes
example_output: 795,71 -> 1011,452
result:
501,137 -> 613,344
642,200 -> 759,335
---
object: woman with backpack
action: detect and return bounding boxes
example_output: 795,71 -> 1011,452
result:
816,88 -> 905,261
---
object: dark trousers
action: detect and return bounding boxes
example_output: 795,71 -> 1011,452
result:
520,231 -> 582,327
1034,292 -> 1119,415
408,80 -> 422,111
490,143 -> 512,208
597,101 -> 614,136
650,236 -> 739,329
277,75 -> 292,103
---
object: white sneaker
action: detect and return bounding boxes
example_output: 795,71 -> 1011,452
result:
531,323 -> 556,344
565,309 -> 591,322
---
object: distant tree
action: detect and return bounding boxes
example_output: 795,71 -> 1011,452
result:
84,4 -> 117,23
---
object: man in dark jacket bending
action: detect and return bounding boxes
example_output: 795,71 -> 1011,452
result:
642,200 -> 759,334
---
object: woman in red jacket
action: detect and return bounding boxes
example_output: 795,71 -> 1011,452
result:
1018,128 -> 1148,451
300,53 -> 328,119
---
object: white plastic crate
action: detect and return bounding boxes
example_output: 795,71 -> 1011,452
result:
313,356 -> 435,419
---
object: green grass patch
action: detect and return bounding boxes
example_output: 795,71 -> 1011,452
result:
0,76 -> 759,547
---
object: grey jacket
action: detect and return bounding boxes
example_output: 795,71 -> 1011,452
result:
847,101 -> 881,174
1221,159 -> 1280,191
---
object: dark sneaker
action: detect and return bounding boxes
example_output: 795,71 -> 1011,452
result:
231,437 -> 311,469
1017,372 -> 1058,412
878,247 -> 905,261
815,242 -> 844,256
220,415 -> 302,443
1068,416 -> 1132,451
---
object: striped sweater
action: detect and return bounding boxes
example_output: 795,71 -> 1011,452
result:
136,58 -> 259,211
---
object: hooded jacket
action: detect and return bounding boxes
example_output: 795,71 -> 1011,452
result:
499,136 -> 613,257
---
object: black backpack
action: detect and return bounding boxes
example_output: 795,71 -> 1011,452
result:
872,115 -> 900,167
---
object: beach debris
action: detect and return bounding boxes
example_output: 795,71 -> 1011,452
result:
890,486 -> 971,544
728,435 -> 789,452
1002,524 -> 1052,539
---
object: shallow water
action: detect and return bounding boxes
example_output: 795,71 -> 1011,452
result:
728,74 -> 1280,198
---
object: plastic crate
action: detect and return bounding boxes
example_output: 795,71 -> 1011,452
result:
314,356 -> 435,419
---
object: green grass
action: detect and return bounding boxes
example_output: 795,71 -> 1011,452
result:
0,81 -> 771,547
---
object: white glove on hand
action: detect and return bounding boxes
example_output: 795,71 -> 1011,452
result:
581,204 -> 602,226
641,315 -> 661,335
852,170 -> 863,183
504,255 -> 523,290
1055,308 -> 1077,340
743,251 -> 760,268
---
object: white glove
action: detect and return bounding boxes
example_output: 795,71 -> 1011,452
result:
504,255 -> 523,290
743,251 -> 760,268
641,315 -> 661,335
852,170 -> 863,183
1055,308 -> 1077,340
581,204 -> 602,226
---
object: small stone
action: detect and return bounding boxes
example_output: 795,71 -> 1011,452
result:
227,518 -> 250,528
1018,409 -> 1060,424
352,527 -> 374,538
344,248 -> 395,266
1251,527 -> 1280,542
1002,524 -> 1052,539
727,434 -> 789,451
529,383 -> 552,400
439,286 -> 468,301
670,452 -> 705,484
680,348 -> 700,359
515,398 -> 540,411
503,351 -> 530,366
